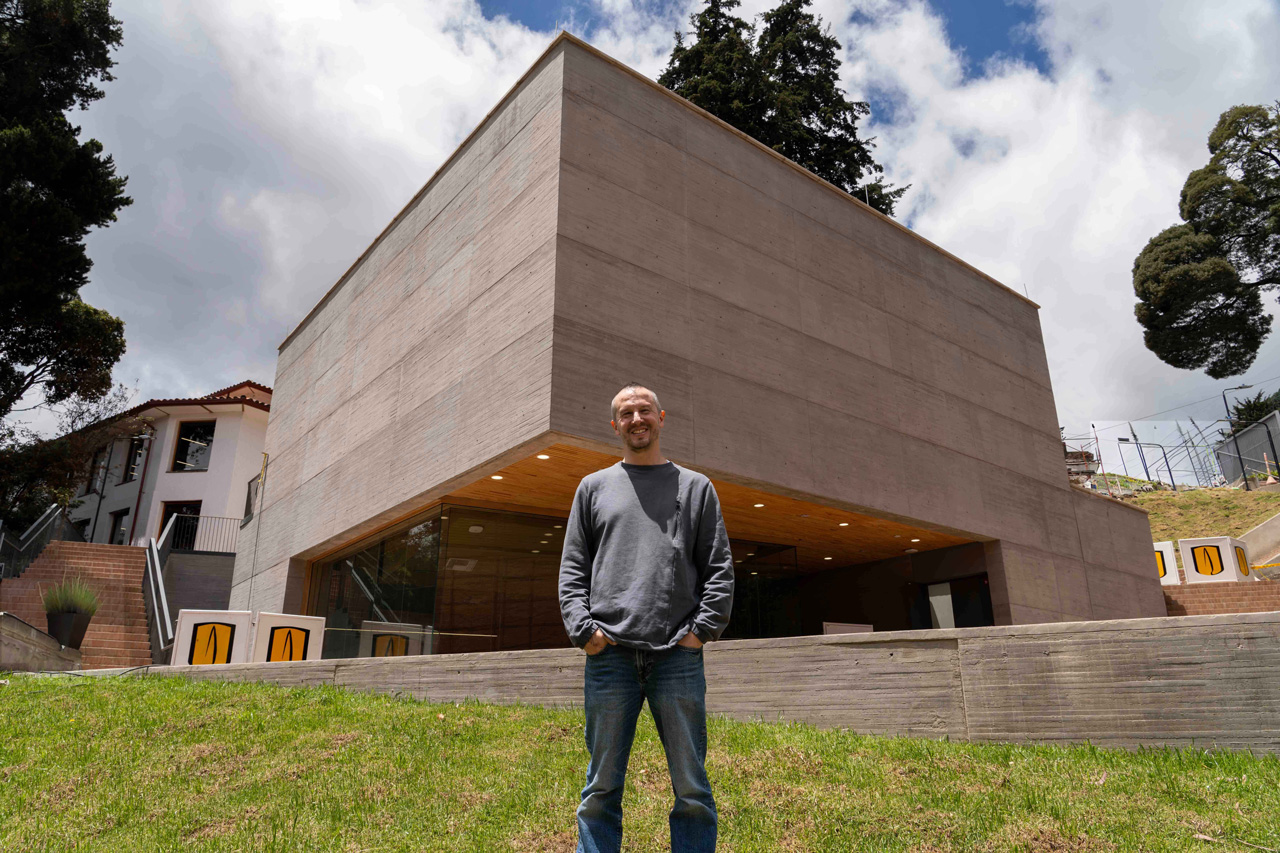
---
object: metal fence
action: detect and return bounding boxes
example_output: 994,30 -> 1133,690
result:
1214,413 -> 1280,485
0,505 -> 84,580
167,514 -> 241,554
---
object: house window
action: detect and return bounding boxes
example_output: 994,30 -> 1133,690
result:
84,446 -> 107,495
172,421 -> 215,472
108,508 -> 130,546
161,501 -> 202,550
243,476 -> 260,525
120,438 -> 146,484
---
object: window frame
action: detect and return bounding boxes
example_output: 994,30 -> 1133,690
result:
170,420 -> 217,473
242,475 -> 260,527
108,507 -> 131,546
119,437 -> 146,485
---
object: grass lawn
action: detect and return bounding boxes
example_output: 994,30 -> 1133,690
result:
2,676 -> 1279,851
1128,488 -> 1280,548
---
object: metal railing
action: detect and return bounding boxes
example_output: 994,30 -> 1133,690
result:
168,514 -> 241,554
143,514 -> 177,664
0,504 -> 84,580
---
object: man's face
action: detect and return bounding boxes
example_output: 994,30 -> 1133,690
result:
612,390 -> 664,452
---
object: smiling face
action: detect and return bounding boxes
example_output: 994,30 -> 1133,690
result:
611,387 -> 664,454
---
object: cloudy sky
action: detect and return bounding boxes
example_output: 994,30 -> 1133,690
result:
50,0 -> 1280,467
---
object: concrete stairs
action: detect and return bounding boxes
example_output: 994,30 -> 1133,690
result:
0,540 -> 152,669
1164,578 -> 1280,617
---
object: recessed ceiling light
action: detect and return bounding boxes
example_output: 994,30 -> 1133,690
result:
911,538 -> 921,543
905,548 -> 918,554
531,550 -> 540,554
824,557 -> 832,561
894,535 -> 901,539
536,454 -> 550,460
469,525 -> 484,534
751,572 -> 758,575
554,524 -> 563,529
838,522 -> 849,527
490,474 -> 503,480
735,560 -> 742,564
540,540 -> 548,544
753,503 -> 765,508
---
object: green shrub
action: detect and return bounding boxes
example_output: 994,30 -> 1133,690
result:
41,576 -> 99,616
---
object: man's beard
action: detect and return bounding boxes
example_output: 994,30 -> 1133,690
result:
624,430 -> 652,450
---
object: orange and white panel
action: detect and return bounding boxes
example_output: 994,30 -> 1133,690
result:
249,612 -> 326,663
1177,537 -> 1258,584
173,610 -> 254,666
1153,541 -> 1180,586
356,620 -> 429,657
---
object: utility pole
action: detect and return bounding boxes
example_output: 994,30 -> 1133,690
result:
1189,417 -> 1223,484
1128,423 -> 1153,483
1223,385 -> 1253,490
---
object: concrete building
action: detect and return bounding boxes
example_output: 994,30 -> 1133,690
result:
71,380 -> 271,552
232,34 -> 1163,658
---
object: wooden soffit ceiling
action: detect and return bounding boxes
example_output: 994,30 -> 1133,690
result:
447,443 -> 973,572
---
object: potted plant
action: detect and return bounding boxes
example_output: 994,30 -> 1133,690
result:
42,577 -> 99,650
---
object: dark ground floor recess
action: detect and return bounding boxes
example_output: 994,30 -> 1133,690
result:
304,502 -> 995,659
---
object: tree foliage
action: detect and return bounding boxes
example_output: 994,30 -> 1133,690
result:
0,0 -> 130,420
1226,388 -> 1280,435
659,0 -> 904,216
0,384 -> 136,532
1133,103 -> 1280,377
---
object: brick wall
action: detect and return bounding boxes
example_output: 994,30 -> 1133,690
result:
1164,578 -> 1280,616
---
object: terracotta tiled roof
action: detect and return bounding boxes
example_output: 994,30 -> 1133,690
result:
205,379 -> 273,400
127,380 -> 273,418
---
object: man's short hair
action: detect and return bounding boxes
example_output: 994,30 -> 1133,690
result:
611,383 -> 661,421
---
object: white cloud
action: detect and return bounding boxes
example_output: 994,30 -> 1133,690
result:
834,0 -> 1280,433
50,0 -> 1280,440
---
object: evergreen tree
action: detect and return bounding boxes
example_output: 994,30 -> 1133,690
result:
659,0 -> 903,215
1133,103 -> 1280,378
0,0 -> 130,420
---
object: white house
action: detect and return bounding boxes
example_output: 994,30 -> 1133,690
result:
69,381 -> 271,551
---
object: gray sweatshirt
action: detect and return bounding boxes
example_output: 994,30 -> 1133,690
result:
558,461 -> 735,651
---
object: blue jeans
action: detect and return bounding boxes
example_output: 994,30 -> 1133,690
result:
577,644 -> 717,853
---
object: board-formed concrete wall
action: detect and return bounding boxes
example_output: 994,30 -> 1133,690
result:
547,40 -> 1159,624
231,45 -> 569,610
141,612 -> 1280,752
235,33 -> 1159,626
1,613 -> 81,672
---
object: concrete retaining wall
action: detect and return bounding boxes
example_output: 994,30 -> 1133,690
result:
128,613 -> 1280,752
1241,510 -> 1280,564
0,612 -> 80,672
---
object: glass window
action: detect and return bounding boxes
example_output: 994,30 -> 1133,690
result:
120,438 -> 146,484
307,503 -> 820,657
314,511 -> 441,659
172,421 -> 215,472
109,508 -> 130,546
721,541 -> 801,640
84,447 -> 107,495
435,507 -> 568,655
243,476 -> 259,524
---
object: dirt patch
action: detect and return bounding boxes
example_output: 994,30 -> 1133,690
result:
184,805 -> 263,841
982,824 -> 1117,852
508,828 -> 576,852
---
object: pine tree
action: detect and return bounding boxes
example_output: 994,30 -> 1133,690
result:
659,0 -> 904,215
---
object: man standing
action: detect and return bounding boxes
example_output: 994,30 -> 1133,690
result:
559,383 -> 735,853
